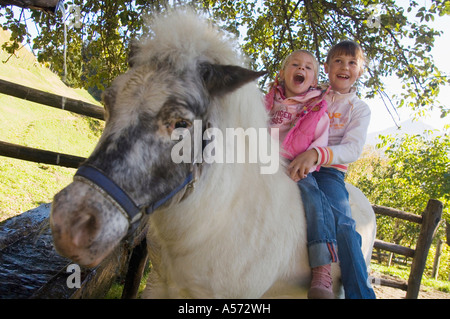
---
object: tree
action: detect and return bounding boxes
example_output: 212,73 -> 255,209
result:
203,0 -> 449,119
1,0 -> 449,118
1,0 -> 169,98
347,130 -> 449,246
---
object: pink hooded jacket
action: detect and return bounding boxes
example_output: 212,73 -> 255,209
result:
266,83 -> 330,171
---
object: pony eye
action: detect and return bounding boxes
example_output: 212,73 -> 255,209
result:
174,120 -> 190,129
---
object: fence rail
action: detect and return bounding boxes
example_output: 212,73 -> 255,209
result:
0,141 -> 85,169
373,239 -> 415,258
0,79 -> 105,120
372,205 -> 423,224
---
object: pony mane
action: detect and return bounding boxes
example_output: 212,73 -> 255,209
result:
132,9 -> 245,72
133,8 -> 271,142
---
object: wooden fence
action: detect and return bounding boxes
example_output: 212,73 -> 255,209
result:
371,202 -> 442,298
0,78 -> 104,168
0,79 -> 444,298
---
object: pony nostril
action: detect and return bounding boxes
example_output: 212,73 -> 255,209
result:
71,212 -> 100,248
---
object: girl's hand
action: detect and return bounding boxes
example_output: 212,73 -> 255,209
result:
288,149 -> 319,182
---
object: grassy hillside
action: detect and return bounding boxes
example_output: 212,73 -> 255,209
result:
0,30 -> 104,221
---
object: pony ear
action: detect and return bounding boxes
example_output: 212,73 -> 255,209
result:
128,39 -> 140,67
199,63 -> 267,97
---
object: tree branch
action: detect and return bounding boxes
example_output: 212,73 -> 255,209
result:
272,0 -> 303,63
304,0 -> 321,62
0,0 -> 58,14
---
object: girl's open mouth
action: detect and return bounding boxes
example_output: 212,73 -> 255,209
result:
294,74 -> 305,84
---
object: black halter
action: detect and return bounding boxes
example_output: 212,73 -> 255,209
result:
74,165 -> 194,229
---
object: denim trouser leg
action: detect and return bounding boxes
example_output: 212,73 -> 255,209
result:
297,174 -> 338,268
312,167 -> 376,299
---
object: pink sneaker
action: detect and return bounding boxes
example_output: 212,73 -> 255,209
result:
308,264 -> 335,299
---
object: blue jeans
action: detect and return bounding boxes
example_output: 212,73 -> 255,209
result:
297,167 -> 376,299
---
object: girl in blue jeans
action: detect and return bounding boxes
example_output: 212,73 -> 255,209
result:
298,168 -> 375,299
289,41 -> 376,298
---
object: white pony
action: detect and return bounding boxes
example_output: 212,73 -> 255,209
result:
50,9 -> 376,299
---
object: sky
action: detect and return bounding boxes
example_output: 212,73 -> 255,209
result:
364,3 -> 449,133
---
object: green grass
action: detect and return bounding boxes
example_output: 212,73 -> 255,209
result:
105,264 -> 151,299
105,275 -> 149,299
0,29 -> 103,221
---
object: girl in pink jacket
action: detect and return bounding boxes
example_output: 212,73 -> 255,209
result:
265,50 -> 330,175
266,50 -> 333,298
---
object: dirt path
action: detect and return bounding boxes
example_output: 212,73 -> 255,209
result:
372,272 -> 450,299
374,285 -> 450,299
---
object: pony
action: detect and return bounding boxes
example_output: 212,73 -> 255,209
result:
50,9 -> 376,298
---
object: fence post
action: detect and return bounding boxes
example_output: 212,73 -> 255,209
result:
406,199 -> 443,299
432,238 -> 443,279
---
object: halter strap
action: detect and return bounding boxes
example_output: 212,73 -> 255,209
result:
74,165 -> 193,225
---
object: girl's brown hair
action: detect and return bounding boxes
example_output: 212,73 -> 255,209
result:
326,40 -> 366,67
